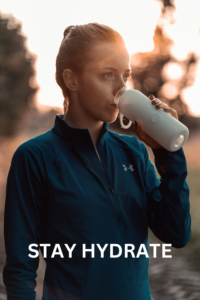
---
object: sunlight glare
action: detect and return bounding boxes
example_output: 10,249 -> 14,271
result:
162,62 -> 184,81
181,59 -> 200,116
0,0 -> 200,115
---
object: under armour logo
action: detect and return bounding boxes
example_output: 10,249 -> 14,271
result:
122,164 -> 134,172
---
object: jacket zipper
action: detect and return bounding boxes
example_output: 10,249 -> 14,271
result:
93,143 -> 121,223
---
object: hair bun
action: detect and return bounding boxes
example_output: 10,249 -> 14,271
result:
63,25 -> 75,38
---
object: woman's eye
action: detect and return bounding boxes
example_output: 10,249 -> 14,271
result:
104,73 -> 113,78
124,74 -> 131,80
104,73 -> 132,80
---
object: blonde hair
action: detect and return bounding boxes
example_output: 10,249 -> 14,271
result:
55,23 -> 125,114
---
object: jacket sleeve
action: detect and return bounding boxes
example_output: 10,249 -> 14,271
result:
143,144 -> 191,248
3,143 -> 44,300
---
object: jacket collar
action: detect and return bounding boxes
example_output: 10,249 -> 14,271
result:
51,114 -> 110,147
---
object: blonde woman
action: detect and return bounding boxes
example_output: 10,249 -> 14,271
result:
3,23 -> 191,300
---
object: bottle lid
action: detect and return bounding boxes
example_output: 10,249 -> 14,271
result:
114,87 -> 131,106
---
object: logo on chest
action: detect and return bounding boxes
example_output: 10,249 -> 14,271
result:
122,164 -> 134,172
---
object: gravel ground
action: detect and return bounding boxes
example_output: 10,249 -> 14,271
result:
149,255 -> 200,300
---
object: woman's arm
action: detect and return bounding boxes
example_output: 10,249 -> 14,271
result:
133,94 -> 191,248
3,143 -> 44,300
143,145 -> 191,248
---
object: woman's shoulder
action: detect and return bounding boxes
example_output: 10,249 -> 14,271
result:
13,128 -> 68,162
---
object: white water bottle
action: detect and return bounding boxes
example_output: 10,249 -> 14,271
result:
114,87 -> 189,152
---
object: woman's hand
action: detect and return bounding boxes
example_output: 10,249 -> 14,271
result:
133,94 -> 179,149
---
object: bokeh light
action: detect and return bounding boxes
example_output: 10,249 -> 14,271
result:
181,59 -> 200,115
1,0 -> 200,115
162,62 -> 184,81
159,82 -> 179,100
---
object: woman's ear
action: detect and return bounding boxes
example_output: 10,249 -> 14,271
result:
62,69 -> 78,92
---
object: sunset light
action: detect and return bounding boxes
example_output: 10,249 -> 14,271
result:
1,0 -> 200,115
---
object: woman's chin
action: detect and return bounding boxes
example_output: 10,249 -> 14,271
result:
102,112 -> 119,124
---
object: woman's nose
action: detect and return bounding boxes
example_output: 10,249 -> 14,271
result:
113,80 -> 127,97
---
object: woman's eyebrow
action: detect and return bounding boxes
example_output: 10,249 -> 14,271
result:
102,67 -> 132,73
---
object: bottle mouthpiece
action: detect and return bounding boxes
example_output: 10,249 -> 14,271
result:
114,87 -> 131,106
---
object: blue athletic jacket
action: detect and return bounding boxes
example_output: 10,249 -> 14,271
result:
3,114 -> 191,300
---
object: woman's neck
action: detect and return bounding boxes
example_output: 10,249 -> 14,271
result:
63,112 -> 104,149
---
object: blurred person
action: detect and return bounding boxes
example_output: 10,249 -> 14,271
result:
3,23 -> 191,300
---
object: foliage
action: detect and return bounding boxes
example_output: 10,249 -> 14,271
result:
111,1 -> 200,132
130,25 -> 199,117
0,12 -> 38,136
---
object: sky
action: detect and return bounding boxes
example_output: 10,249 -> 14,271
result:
1,0 -> 200,116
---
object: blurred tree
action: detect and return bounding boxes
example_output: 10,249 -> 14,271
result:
129,25 -> 198,117
0,12 -> 38,136
158,0 -> 175,12
110,1 -> 200,133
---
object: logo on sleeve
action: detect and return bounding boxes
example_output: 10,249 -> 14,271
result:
122,164 -> 134,172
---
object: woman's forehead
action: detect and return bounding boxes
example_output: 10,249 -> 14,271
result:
84,42 -> 130,71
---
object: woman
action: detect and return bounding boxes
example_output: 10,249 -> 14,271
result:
3,23 -> 191,300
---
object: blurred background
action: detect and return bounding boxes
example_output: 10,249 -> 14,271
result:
0,0 -> 200,299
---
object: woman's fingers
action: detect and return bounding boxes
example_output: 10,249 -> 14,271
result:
149,94 -> 155,101
148,94 -> 178,120
155,102 -> 168,110
149,95 -> 162,106
163,107 -> 178,120
149,95 -> 166,110
134,94 -> 178,147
